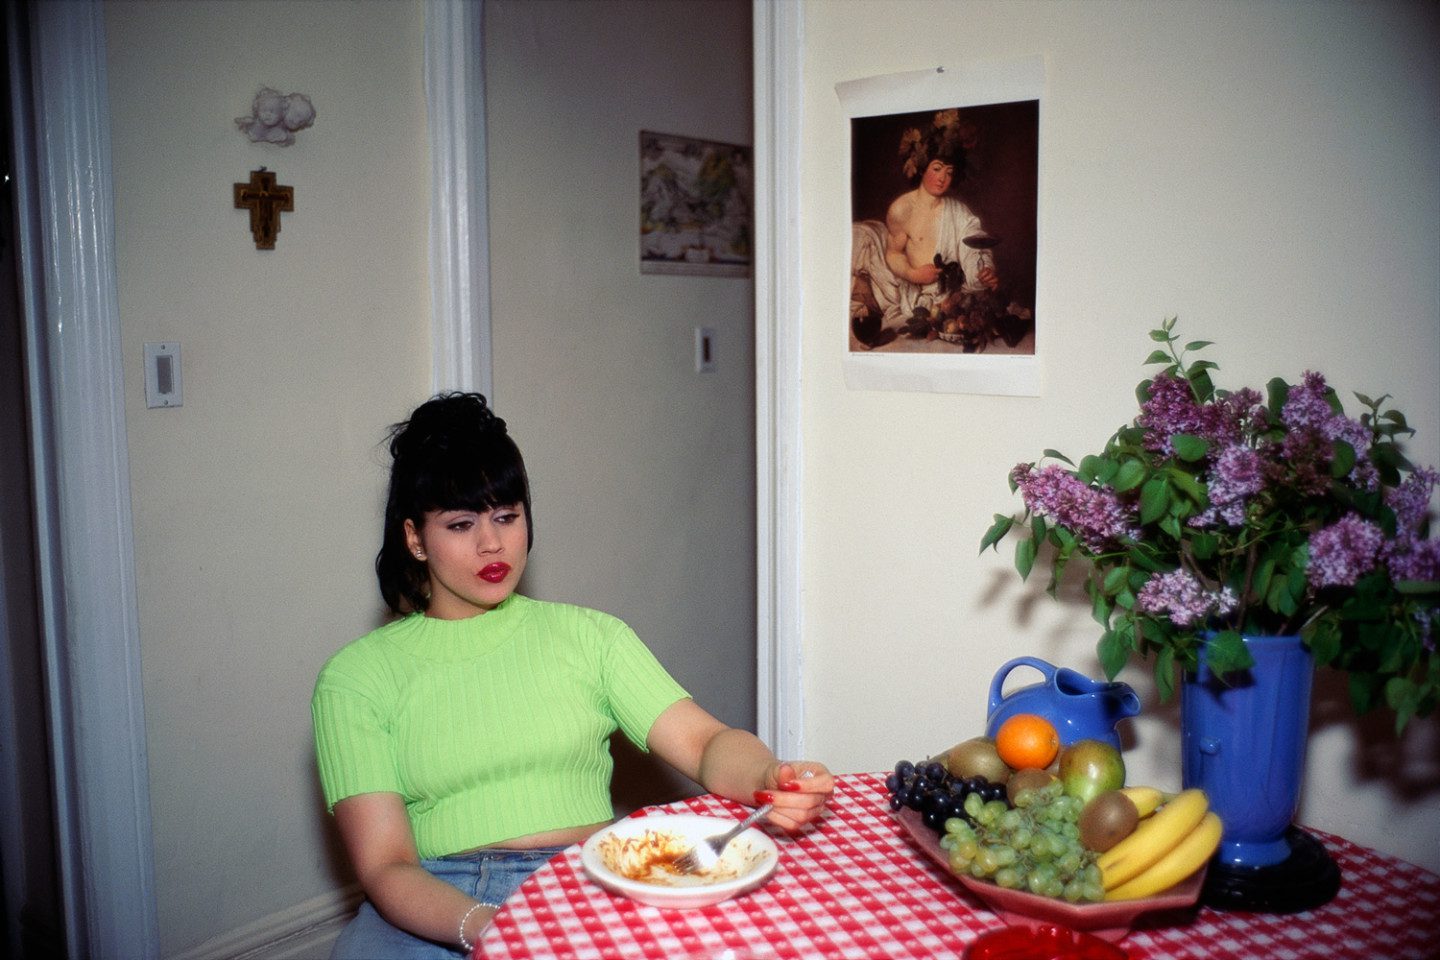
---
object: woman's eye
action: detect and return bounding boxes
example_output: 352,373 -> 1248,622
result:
447,520 -> 473,532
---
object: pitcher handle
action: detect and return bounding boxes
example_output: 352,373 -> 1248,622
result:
988,656 -> 1057,714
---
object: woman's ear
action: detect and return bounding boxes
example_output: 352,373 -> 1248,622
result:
403,518 -> 426,561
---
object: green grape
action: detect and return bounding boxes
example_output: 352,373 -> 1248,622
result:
1011,827 -> 1034,850
998,809 -> 1024,832
964,792 -> 985,820
1063,879 -> 1086,903
949,847 -> 974,872
993,845 -> 1019,868
940,834 -> 957,850
955,839 -> 978,861
1084,881 -> 1106,902
976,846 -> 1002,875
945,817 -> 973,837
995,866 -> 1023,889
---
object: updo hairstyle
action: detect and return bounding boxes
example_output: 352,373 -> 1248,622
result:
375,392 -> 533,614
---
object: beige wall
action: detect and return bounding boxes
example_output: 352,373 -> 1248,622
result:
105,0 -> 431,953
799,0 -> 1440,872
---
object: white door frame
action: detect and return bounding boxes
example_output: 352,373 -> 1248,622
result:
9,1 -> 161,956
752,0 -> 805,761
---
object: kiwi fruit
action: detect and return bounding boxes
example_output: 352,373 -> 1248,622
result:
943,736 -> 1011,785
1005,767 -> 1058,804
1077,790 -> 1140,853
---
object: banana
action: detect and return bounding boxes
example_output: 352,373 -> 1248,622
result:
1105,811 -> 1223,900
1119,786 -> 1166,819
1097,788 -> 1210,890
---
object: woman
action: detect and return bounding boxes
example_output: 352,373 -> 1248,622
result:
313,393 -> 833,958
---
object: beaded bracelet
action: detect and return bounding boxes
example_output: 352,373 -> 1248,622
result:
458,901 -> 499,953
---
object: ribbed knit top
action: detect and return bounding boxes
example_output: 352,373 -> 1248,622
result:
311,594 -> 689,858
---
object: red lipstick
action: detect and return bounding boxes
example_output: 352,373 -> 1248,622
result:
478,562 -> 511,583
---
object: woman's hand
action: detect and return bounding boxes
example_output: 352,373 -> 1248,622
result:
754,760 -> 834,831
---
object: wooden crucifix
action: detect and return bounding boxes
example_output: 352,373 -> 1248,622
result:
233,168 -> 294,250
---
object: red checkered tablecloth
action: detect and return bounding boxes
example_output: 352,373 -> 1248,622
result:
475,773 -> 1440,960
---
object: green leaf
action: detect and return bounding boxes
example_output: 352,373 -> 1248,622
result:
1144,350 -> 1171,365
1190,533 -> 1219,560
1139,477 -> 1170,524
1042,448 -> 1076,467
979,514 -> 1014,554
1171,434 -> 1210,462
1266,377 -> 1290,418
1149,328 -> 1172,342
1395,579 -> 1440,596
1092,589 -> 1113,627
1015,537 -> 1037,581
1160,514 -> 1182,539
1184,340 -> 1214,351
1097,629 -> 1130,679
1031,515 -> 1049,543
1330,440 -> 1356,479
1102,565 -> 1129,596
1153,646 -> 1176,702
1205,630 -> 1254,677
1168,468 -> 1206,504
1306,621 -> 1341,666
1112,459 -> 1147,493
1190,370 -> 1215,402
1079,455 -> 1106,483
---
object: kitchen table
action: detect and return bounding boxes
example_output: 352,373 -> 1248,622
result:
474,772 -> 1440,960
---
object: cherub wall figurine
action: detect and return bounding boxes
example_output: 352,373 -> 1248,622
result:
236,88 -> 316,146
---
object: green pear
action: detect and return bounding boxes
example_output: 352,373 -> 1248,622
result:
1058,739 -> 1125,806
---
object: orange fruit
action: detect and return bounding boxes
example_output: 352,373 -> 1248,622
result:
995,713 -> 1061,770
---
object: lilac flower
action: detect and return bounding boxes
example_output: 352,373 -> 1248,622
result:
1011,463 -> 1139,552
1135,569 -> 1238,628
1281,371 -> 1334,431
1307,514 -> 1385,588
1385,538 -> 1440,583
1281,371 -> 1377,490
1139,374 -> 1264,457
1138,374 -> 1205,454
1386,467 -> 1438,536
1192,444 -> 1265,527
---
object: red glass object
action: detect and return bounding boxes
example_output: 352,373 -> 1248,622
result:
966,924 -> 1128,960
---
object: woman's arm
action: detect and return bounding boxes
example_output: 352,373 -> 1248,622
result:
646,699 -> 833,831
333,793 -> 495,951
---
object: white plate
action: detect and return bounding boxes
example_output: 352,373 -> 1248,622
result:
580,813 -> 779,909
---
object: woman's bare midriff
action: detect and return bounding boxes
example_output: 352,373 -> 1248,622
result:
465,820 -> 610,853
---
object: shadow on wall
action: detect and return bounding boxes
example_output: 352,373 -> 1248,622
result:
610,732 -> 703,817
1310,668 -> 1440,802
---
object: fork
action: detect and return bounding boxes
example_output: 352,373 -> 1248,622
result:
674,803 -> 774,874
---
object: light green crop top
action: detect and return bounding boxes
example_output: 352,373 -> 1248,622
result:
311,594 -> 689,858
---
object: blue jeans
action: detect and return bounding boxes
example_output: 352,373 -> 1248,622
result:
330,846 -> 566,959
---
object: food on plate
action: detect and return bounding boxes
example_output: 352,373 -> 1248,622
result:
1096,788 -> 1217,897
1105,811 -> 1222,901
942,736 -> 1012,785
889,722 -> 1218,905
994,713 -> 1060,770
942,777 -> 1104,902
1057,739 -> 1126,806
595,829 -> 749,886
1076,790 -> 1140,854
1006,767 -> 1059,805
886,758 -> 1008,831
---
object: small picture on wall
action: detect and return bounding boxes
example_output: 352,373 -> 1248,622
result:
640,131 -> 752,277
848,100 -> 1038,355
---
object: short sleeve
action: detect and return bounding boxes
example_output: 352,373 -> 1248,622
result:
600,620 -> 690,752
312,666 -> 403,811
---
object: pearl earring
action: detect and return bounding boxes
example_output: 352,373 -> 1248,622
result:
414,551 -> 426,561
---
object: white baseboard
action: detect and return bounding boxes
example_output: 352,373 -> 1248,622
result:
170,885 -> 361,960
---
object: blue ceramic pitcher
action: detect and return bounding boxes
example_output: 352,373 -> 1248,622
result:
985,656 -> 1140,750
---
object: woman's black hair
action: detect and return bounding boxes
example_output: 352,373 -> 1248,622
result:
375,392 -> 533,614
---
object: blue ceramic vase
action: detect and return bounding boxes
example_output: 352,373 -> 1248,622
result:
1181,634 -> 1312,868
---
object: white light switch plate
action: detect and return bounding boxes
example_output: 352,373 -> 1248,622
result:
144,342 -> 182,408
